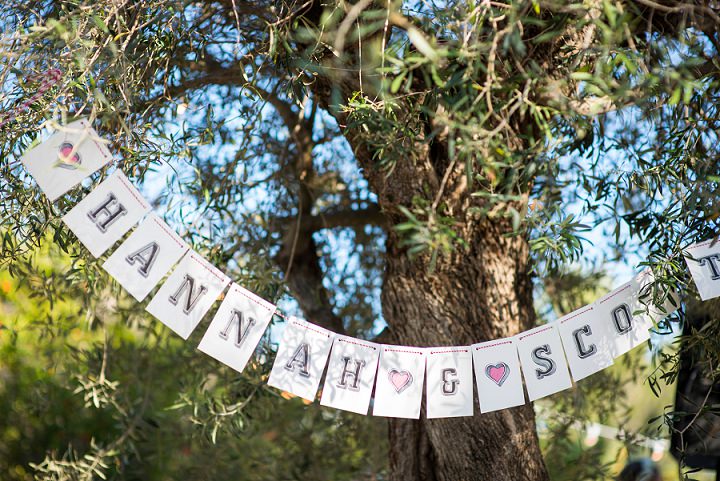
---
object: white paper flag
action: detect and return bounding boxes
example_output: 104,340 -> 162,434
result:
425,347 -> 474,419
685,240 -> 720,300
471,339 -> 525,413
556,305 -> 614,382
516,325 -> 573,401
62,170 -> 150,257
102,213 -> 188,301
267,317 -> 335,402
145,251 -> 230,340
319,336 -> 380,415
594,269 -> 677,357
372,346 -> 426,419
21,119 -> 114,201
198,284 -> 276,373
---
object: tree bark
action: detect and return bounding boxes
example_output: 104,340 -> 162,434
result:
381,214 -> 547,481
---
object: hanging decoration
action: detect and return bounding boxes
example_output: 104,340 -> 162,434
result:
15,118 -> 717,420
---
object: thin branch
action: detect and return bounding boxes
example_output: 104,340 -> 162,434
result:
271,204 -> 386,233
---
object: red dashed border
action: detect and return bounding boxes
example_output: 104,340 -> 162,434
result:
383,347 -> 424,355
429,348 -> 468,355
475,340 -> 513,350
597,284 -> 631,304
338,338 -> 377,350
230,284 -> 276,313
559,306 -> 594,324
517,325 -> 553,340
686,239 -> 720,252
188,253 -> 228,284
291,319 -> 331,338
79,120 -> 111,160
115,172 -> 149,209
151,217 -> 186,250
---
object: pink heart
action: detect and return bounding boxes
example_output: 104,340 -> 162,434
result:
486,362 -> 509,386
388,369 -> 413,393
58,142 -> 81,170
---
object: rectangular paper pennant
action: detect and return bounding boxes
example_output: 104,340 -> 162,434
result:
373,346 -> 426,419
102,213 -> 188,301
21,118 -> 113,201
198,284 -> 276,374
267,317 -> 335,402
62,170 -> 150,257
319,336 -> 380,415
145,251 -> 230,340
556,305 -> 614,382
594,269 -> 678,357
425,347 -> 474,419
516,325 -> 573,402
685,239 -> 720,301
471,339 -> 525,413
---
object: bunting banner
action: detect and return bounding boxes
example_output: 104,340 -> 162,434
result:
21,117 -> 720,421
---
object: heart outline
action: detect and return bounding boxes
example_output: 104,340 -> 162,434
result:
485,362 -> 510,387
57,142 -> 81,170
388,369 -> 413,393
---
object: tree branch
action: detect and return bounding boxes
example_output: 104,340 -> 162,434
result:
271,204 -> 386,233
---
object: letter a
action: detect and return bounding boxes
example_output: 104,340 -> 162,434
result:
285,343 -> 311,378
125,242 -> 159,277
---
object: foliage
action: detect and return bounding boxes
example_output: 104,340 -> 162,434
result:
0,0 -> 719,479
0,239 -> 388,481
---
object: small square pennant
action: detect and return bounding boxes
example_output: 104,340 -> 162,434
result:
21,119 -> 113,201
198,284 -> 276,373
62,170 -> 150,257
516,325 -> 573,402
145,251 -> 230,339
103,213 -> 188,301
320,336 -> 380,415
593,269 -> 677,357
685,240 -> 720,300
471,339 -> 525,413
425,347 -> 474,418
556,305 -> 614,382
372,346 -> 426,419
267,317 -> 335,402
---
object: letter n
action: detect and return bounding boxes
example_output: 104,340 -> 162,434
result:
168,274 -> 208,314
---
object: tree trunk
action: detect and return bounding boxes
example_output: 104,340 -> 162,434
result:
381,210 -> 548,481
308,16 -> 548,476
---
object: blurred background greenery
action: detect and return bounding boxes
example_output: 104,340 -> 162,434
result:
0,239 -> 710,481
